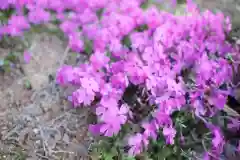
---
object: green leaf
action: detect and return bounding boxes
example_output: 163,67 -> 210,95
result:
140,1 -> 150,10
135,24 -> 148,32
97,8 -> 104,20
103,152 -> 114,160
24,80 -> 32,90
121,35 -> 131,48
84,38 -> 93,55
125,156 -> 136,160
157,147 -> 172,160
3,59 -> 9,66
226,53 -> 234,62
6,52 -> 17,62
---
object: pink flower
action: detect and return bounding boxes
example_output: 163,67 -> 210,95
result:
142,121 -> 157,140
7,15 -> 30,36
23,51 -> 31,63
110,73 -> 129,90
68,33 -> 84,53
154,111 -> 172,127
5,0 -> 234,156
97,106 -> 127,136
109,38 -> 122,53
90,51 -> 110,70
98,97 -> 118,111
208,92 -> 227,110
28,8 -> 50,24
56,65 -> 74,85
128,133 -> 147,156
211,126 -> 225,153
100,121 -> 121,137
203,152 -> 210,160
17,0 -> 32,6
80,77 -> 100,93
117,104 -> 130,124
227,118 -> 240,131
130,31 -> 149,52
117,15 -> 135,36
145,7 -> 162,29
79,8 -> 97,25
60,20 -> 78,34
72,88 -> 95,106
163,126 -> 176,145
89,124 -> 102,135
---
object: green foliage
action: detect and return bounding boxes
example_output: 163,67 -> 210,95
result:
89,109 -> 228,160
135,24 -> 148,32
84,38 -> 93,55
24,79 -> 32,90
0,8 -> 15,24
97,8 -> 104,20
121,35 -> 132,49
0,52 -> 18,72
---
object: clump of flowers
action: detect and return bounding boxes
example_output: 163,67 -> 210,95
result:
55,0 -> 234,158
1,0 -> 240,158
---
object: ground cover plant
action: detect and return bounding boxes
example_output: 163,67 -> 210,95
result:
1,0 -> 240,159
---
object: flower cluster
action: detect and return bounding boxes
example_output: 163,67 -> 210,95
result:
0,0 -> 237,158
55,1 -> 233,157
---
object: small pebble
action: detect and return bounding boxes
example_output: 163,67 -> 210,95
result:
33,128 -> 39,134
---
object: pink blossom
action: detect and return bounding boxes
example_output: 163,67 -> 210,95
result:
56,65 -> 75,85
68,33 -> 84,52
128,133 -> 147,156
80,77 -> 100,93
90,51 -> 110,70
60,20 -> 78,34
2,0 -> 236,157
100,121 -> 122,137
142,121 -> 157,140
28,8 -> 50,24
79,8 -> 97,25
23,51 -> 31,63
227,118 -> 240,131
72,88 -> 95,106
163,126 -> 176,145
210,126 -> 225,153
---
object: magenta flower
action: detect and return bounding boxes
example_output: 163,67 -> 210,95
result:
211,126 -> 225,153
100,121 -> 122,137
2,0 -> 234,156
28,8 -> 50,24
128,133 -> 146,156
109,38 -> 122,53
90,51 -> 110,70
80,77 -> 100,93
60,20 -> 78,35
72,88 -> 95,107
142,121 -> 157,140
208,92 -> 227,110
163,126 -> 176,145
7,15 -> 30,36
145,7 -> 162,29
227,118 -> 240,131
97,108 -> 126,136
117,104 -> 130,124
56,65 -> 74,85
79,8 -> 97,25
23,51 -> 31,63
89,124 -> 102,135
154,110 -> 172,127
68,33 -> 84,52
110,73 -> 129,90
